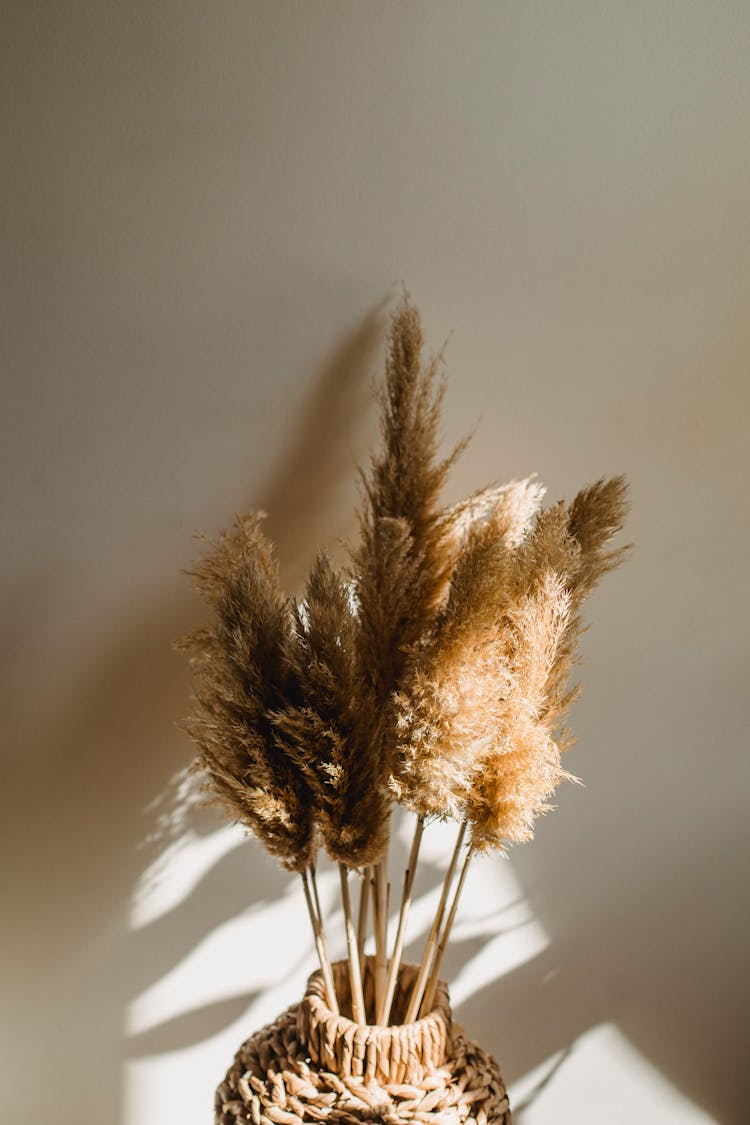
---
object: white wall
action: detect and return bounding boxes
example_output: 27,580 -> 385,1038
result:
2,4 -> 748,1123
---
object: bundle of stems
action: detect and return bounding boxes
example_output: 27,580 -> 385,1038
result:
181,295 -> 630,1026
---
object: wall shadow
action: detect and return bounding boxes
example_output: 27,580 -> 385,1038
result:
0,301 -> 387,1125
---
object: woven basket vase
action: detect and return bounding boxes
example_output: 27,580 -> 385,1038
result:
216,956 -> 512,1125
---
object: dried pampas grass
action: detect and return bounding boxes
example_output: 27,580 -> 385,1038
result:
276,552 -> 389,867
351,299 -> 464,742
392,478 -> 549,824
348,295 -> 467,1015
179,515 -> 315,873
354,296 -> 463,647
179,294 -> 630,1024
394,477 -> 629,852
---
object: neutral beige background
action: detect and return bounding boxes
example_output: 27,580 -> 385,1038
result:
2,3 -> 749,1123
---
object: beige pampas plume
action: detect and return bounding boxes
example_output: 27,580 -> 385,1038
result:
393,515 -> 515,821
179,514 -> 315,872
466,478 -> 630,851
392,478 -> 546,821
443,476 -> 546,554
404,481 -> 628,1018
465,569 -> 573,850
396,475 -> 629,849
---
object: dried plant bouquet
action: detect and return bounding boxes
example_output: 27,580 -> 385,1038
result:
180,297 -> 629,1125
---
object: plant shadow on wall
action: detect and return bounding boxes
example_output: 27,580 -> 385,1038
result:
0,301 -> 388,1125
428,752 -> 746,1124
127,299 -> 737,1125
4,300 -> 738,1125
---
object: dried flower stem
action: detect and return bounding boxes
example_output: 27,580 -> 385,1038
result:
357,866 -> 371,964
339,863 -> 366,1023
310,862 -> 324,933
404,819 -> 467,1023
370,872 -> 381,982
420,843 -> 474,1017
310,863 -> 336,1003
301,868 -> 338,1014
373,857 -> 389,1022
379,814 -> 425,1024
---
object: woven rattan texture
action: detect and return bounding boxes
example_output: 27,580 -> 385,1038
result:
215,1002 -> 511,1125
300,959 -> 452,1084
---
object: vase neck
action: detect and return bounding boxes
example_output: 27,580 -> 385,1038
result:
297,956 -> 452,1085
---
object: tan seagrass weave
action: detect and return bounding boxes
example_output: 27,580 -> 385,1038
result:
215,958 -> 511,1125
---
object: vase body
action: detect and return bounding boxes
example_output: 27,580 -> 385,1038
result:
216,956 -> 511,1124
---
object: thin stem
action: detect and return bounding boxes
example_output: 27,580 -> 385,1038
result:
373,854 -> 389,1023
379,814 -> 425,1024
310,862 -> 324,935
420,842 -> 474,1017
357,865 -> 371,965
310,862 -> 338,1010
339,863 -> 366,1024
371,859 -> 382,967
403,819 -> 466,1023
301,868 -> 338,1014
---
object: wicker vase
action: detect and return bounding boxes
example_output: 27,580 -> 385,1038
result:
215,956 -> 511,1125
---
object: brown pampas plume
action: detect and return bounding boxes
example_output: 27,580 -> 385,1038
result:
179,514 -> 315,873
273,551 -> 389,867
352,295 -> 464,709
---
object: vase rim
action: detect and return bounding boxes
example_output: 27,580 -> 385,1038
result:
297,956 -> 452,1085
